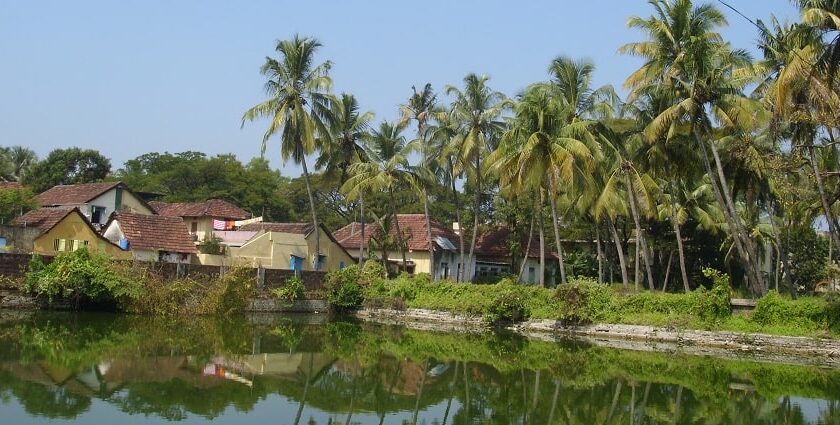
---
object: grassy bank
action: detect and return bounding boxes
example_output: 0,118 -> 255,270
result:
324,263 -> 840,339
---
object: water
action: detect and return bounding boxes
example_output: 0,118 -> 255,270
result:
0,312 -> 838,424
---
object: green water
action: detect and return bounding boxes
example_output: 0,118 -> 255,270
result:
0,312 -> 838,424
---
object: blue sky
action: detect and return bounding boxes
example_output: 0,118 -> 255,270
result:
0,1 -> 799,176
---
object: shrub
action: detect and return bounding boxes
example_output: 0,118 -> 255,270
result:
272,276 -> 305,304
785,226 -> 829,292
24,249 -> 142,308
752,291 -> 828,328
565,251 -> 599,279
360,260 -> 386,285
696,268 -> 732,322
204,267 -> 254,315
555,278 -> 613,324
325,266 -> 364,311
199,235 -> 223,255
485,284 -> 530,325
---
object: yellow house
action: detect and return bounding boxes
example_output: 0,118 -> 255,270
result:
12,207 -> 128,257
197,223 -> 353,271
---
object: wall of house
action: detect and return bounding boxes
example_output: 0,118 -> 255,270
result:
0,225 -> 40,253
307,230 -> 353,271
89,188 -> 153,218
183,217 -> 215,242
33,213 -> 128,258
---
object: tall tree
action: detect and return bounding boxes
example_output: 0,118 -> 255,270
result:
23,148 -> 111,193
320,93 -> 374,264
401,84 -> 439,279
242,35 -> 332,269
446,74 -> 509,282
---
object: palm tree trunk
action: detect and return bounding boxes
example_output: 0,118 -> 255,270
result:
547,380 -> 560,425
634,235 -> 641,291
539,192 -> 546,287
808,144 -> 840,255
607,217 -> 630,291
693,128 -> 763,293
293,353 -> 314,425
441,361 -> 459,425
300,157 -> 321,269
468,153 -> 481,282
766,200 -> 796,298
662,250 -> 674,292
595,224 -> 604,284
422,188 -> 436,279
624,170 -> 656,290
519,214 -> 536,283
411,359 -> 429,425
667,179 -> 691,292
359,193 -> 366,265
709,140 -> 765,293
550,194 -> 568,284
390,189 -> 408,271
449,159 -> 466,282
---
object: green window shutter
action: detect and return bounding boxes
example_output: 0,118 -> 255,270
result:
114,187 -> 123,211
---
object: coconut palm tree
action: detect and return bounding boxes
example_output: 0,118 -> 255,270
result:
401,83 -> 439,279
343,121 -> 422,270
319,93 -> 375,264
446,74 -> 509,282
242,35 -> 332,269
621,0 -> 769,294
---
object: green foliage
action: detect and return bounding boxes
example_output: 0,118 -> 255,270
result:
564,251 -> 599,279
554,278 -> 613,324
325,266 -> 365,310
752,291 -> 834,333
22,148 -> 111,193
271,276 -> 305,303
785,226 -> 829,291
199,234 -> 223,255
23,249 -> 142,307
484,283 -> 530,325
0,184 -> 37,223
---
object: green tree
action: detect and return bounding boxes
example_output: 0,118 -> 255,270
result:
0,185 -> 37,223
242,35 -> 333,269
23,148 -> 111,193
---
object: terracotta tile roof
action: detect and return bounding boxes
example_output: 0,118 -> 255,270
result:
36,182 -> 121,206
239,222 -> 313,234
149,199 -> 250,220
111,213 -> 197,254
334,214 -> 462,252
475,225 -> 557,260
12,206 -> 76,234
0,182 -> 23,190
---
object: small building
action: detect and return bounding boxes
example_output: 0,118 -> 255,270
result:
333,214 -> 463,279
11,207 -> 127,257
227,222 -> 353,271
102,212 -> 197,263
35,182 -> 154,227
474,225 -> 557,284
149,199 -> 250,242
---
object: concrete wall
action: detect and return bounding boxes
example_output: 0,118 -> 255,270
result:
221,231 -> 352,272
0,225 -> 40,253
89,187 -> 153,220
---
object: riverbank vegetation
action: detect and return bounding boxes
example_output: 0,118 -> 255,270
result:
327,263 -> 840,338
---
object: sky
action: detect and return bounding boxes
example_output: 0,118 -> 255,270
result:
0,1 -> 800,177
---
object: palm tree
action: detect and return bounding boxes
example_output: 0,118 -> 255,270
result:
242,35 -> 332,269
401,83 -> 439,279
621,0 -> 769,294
0,146 -> 37,182
446,74 -> 509,282
319,93 -> 375,264
343,121 -> 421,270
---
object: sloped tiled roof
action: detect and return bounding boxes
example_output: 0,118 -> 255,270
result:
12,206 -> 76,234
475,225 -> 557,260
149,199 -> 250,220
239,222 -> 314,234
334,214 -> 462,252
36,182 -> 121,206
0,182 -> 23,190
111,213 -> 196,254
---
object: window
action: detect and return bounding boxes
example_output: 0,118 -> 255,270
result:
290,255 -> 304,272
53,239 -> 89,252
91,206 -> 107,224
441,262 -> 449,279
339,261 -> 346,269
315,254 -> 326,271
528,267 -> 536,284
191,222 -> 198,233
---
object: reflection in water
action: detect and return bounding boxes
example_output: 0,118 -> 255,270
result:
0,312 -> 839,424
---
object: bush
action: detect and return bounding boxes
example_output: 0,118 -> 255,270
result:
555,278 -> 613,324
24,249 -> 142,308
786,226 -> 829,291
565,251 -> 599,279
272,276 -> 305,304
125,266 -> 254,316
485,284 -> 530,325
360,260 -> 386,285
696,268 -> 732,322
752,291 -> 828,327
325,266 -> 364,311
199,235 -> 223,255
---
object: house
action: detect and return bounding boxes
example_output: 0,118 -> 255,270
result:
149,199 -> 250,242
35,182 -> 154,227
473,225 -> 557,284
228,222 -> 353,271
11,207 -> 127,257
333,214 -> 463,279
102,213 -> 197,263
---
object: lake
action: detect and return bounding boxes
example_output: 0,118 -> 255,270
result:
0,311 -> 838,424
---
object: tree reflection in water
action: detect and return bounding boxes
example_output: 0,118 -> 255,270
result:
0,311 -> 839,424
